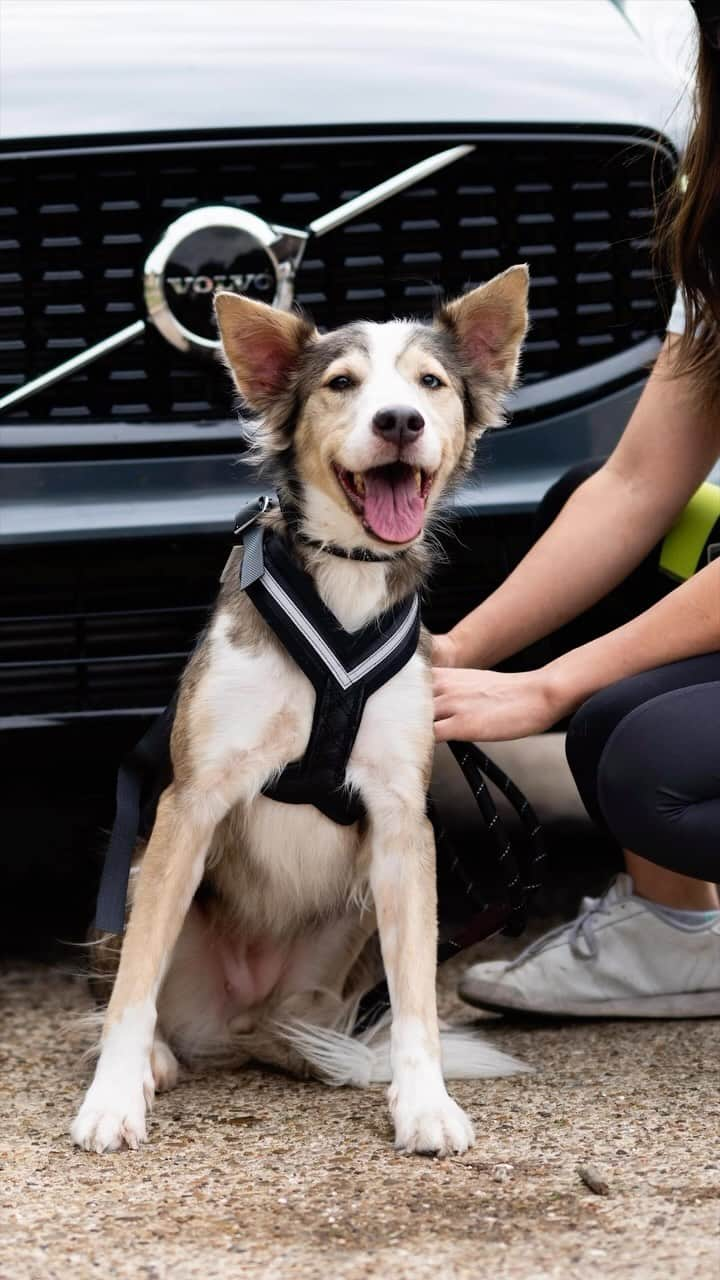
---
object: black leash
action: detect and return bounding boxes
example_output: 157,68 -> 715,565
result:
447,740 -> 547,931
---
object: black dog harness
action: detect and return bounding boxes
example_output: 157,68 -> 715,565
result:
95,498 -> 546,957
241,521 -> 420,825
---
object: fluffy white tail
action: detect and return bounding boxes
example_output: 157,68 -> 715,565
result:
270,1013 -> 528,1087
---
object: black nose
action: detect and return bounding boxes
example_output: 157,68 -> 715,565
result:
372,405 -> 425,445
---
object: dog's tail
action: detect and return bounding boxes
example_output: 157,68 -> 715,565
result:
269,1010 -> 528,1087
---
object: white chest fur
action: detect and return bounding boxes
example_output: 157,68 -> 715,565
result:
190,608 -> 432,929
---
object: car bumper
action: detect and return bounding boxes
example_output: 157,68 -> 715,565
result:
2,365 -> 652,547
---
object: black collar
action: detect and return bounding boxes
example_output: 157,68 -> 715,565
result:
294,531 -> 407,564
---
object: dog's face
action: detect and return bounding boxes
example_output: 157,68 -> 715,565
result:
215,266 -> 528,550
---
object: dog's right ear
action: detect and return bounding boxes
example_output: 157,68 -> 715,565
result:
214,293 -> 314,408
437,265 -> 529,392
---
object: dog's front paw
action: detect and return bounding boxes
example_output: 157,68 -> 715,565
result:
390,1085 -> 475,1157
71,1076 -> 151,1154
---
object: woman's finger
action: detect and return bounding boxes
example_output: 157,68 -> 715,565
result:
434,715 -> 460,743
431,667 -> 452,695
433,693 -> 451,717
433,669 -> 476,700
434,694 -> 466,723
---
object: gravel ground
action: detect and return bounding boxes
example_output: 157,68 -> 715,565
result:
2,957 -> 718,1280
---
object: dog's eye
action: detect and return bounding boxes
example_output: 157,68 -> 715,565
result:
326,375 -> 355,392
420,373 -> 444,389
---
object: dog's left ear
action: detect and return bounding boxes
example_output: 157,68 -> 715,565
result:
437,264 -> 529,390
214,292 -> 314,408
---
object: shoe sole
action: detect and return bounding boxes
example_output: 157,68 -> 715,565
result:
457,987 -> 720,1019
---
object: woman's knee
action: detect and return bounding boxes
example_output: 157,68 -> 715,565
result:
564,682 -> 637,824
567,678 -> 720,879
564,672 -> 674,829
593,694 -> 705,875
565,679 -> 641,781
564,665 -> 695,785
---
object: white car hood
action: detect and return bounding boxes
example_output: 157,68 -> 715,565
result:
1,0 -> 692,146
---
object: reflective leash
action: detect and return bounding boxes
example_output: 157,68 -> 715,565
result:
447,740 -> 547,936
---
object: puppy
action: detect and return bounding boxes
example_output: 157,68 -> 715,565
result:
71,265 -> 529,1157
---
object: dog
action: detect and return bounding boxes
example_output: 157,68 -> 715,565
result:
71,264 -> 529,1157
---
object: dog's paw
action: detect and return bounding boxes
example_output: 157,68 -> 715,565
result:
151,1037 -> 179,1094
390,1086 -> 475,1157
71,1078 -> 150,1154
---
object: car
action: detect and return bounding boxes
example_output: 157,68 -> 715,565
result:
0,0 -> 693,947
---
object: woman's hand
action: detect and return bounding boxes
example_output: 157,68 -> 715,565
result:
433,665 -> 564,743
431,632 -> 461,669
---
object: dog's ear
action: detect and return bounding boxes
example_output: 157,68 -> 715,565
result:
214,292 -> 314,407
437,264 -> 529,390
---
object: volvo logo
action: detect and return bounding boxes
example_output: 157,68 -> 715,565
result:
166,273 -> 275,297
143,206 -> 308,355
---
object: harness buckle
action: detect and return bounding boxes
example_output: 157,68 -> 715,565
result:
220,496 -> 276,584
233,494 -> 275,541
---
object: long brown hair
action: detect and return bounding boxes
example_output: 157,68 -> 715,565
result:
660,13 -> 720,403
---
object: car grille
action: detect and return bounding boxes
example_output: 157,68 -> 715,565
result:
0,129 -> 675,426
0,517 -> 532,717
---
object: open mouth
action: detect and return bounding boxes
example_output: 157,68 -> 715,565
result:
333,462 -> 434,544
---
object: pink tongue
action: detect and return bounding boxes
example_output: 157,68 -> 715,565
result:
363,465 -> 425,543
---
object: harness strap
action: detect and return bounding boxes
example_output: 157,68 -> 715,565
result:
243,528 -> 420,824
94,697 -> 176,934
239,521 -> 267,589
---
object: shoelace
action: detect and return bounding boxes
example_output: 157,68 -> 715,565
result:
506,881 -> 628,970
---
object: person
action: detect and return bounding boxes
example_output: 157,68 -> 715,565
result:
432,0 -> 720,1018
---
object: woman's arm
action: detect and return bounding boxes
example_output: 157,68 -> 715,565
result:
434,555 -> 720,742
436,337 -> 719,670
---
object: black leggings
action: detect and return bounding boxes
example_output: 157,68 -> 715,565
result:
537,464 -> 720,882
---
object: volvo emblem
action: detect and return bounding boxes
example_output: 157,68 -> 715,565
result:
143,206 -> 308,355
165,272 -> 275,297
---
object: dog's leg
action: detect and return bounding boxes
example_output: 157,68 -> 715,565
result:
71,783 -> 218,1152
369,812 -> 474,1156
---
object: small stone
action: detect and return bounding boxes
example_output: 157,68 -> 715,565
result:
577,1163 -> 611,1196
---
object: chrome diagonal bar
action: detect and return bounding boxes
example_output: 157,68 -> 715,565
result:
307,144 -> 475,238
270,145 -> 476,303
0,319 -> 146,415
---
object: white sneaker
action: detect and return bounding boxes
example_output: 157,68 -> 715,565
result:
458,875 -> 720,1018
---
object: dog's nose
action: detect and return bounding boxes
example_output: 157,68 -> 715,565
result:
372,405 -> 425,445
